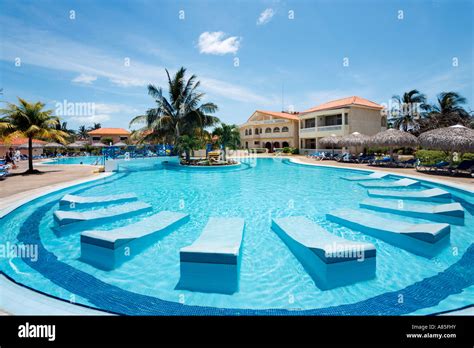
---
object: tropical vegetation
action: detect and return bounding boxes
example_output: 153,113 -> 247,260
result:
212,123 -> 240,161
0,98 -> 68,173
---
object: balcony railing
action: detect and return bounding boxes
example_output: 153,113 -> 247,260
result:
300,125 -> 344,133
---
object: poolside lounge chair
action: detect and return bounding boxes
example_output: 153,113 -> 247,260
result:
53,201 -> 152,235
178,217 -> 245,294
358,178 -> 419,188
272,216 -> 376,289
367,187 -> 452,202
340,172 -> 388,181
327,209 -> 450,257
417,161 -> 449,172
449,160 -> 474,175
360,199 -> 464,225
59,193 -> 138,210
81,211 -> 189,270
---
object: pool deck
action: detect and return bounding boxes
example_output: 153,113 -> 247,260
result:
291,155 -> 474,188
0,156 -> 472,315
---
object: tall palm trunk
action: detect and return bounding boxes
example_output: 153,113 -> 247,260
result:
28,136 -> 34,172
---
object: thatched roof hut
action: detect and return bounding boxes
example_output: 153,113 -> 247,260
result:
339,132 -> 370,147
319,134 -> 341,147
418,124 -> 474,153
370,129 -> 418,148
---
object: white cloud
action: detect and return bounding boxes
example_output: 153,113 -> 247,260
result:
68,114 -> 111,124
257,8 -> 275,25
198,31 -> 241,55
72,73 -> 97,84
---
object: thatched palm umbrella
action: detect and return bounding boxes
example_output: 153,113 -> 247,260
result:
91,142 -> 107,148
18,142 -> 44,149
113,141 -> 128,147
370,128 -> 418,160
319,134 -> 341,155
67,142 -> 84,149
44,142 -> 65,148
418,124 -> 474,164
339,132 -> 370,147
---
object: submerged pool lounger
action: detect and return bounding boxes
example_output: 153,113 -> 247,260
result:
81,211 -> 189,270
358,178 -> 420,188
326,209 -> 450,258
340,172 -> 388,181
272,216 -> 376,289
367,188 -> 452,202
59,193 -> 138,209
53,201 -> 152,227
178,217 -> 245,294
360,199 -> 464,224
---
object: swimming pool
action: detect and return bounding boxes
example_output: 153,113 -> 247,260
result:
43,156 -> 103,165
1,158 -> 473,315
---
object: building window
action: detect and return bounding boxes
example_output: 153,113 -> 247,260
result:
344,113 -> 348,125
324,114 -> 342,126
304,118 -> 316,128
255,128 -> 259,135
92,136 -> 101,141
254,141 -> 260,145
381,116 -> 387,127
245,129 -> 248,136
273,127 -> 280,133
304,138 -> 316,149
120,136 -> 128,141
265,127 -> 272,133
249,129 -> 252,135
282,126 -> 289,132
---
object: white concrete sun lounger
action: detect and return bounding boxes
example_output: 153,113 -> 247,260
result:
360,199 -> 464,224
271,216 -> 376,289
59,193 -> 138,209
54,201 -> 152,227
178,217 -> 245,294
81,211 -> 189,270
358,178 -> 420,188
327,209 -> 450,257
180,217 -> 245,265
340,172 -> 389,181
367,188 -> 452,202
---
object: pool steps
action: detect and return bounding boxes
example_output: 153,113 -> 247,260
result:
367,187 -> 452,202
59,193 -> 138,210
360,199 -> 464,224
327,209 -> 450,258
358,178 -> 420,188
53,201 -> 152,227
178,217 -> 245,294
340,172 -> 388,181
80,211 -> 189,270
272,216 -> 376,289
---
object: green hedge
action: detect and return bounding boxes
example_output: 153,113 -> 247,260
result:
415,150 -> 474,165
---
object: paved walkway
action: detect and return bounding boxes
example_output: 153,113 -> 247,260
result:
0,160 -> 98,199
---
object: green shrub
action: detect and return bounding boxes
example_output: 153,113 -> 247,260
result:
292,148 -> 299,155
414,150 -> 447,165
282,147 -> 293,153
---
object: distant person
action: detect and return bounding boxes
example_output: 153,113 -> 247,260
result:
5,147 -> 17,169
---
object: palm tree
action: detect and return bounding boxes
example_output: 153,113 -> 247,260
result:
0,98 -> 68,173
212,123 -> 241,161
421,92 -> 472,131
77,125 -> 89,140
174,135 -> 200,163
129,67 -> 220,144
390,89 -> 427,132
56,121 -> 76,142
90,123 -> 101,130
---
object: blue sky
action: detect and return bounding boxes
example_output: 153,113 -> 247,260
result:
0,0 -> 472,130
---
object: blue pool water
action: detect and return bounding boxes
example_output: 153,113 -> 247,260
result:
0,158 -> 473,314
43,156 -> 102,165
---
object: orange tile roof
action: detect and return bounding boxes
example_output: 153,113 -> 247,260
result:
0,137 -> 47,146
255,110 -> 300,121
302,96 -> 383,114
88,128 -> 131,136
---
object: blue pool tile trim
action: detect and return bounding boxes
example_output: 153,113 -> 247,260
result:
14,189 -> 474,315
